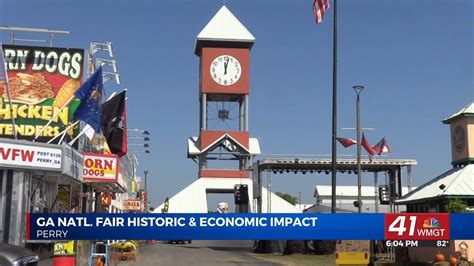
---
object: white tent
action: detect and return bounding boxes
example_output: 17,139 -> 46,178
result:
153,178 -> 300,213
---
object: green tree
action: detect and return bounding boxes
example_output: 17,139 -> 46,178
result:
275,192 -> 298,205
444,198 -> 467,213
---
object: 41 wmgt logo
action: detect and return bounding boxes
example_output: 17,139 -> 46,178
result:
384,214 -> 450,240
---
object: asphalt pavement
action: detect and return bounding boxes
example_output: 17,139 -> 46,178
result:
118,240 -> 279,266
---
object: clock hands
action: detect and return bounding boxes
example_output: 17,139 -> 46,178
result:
211,56 -> 240,85
224,58 -> 229,75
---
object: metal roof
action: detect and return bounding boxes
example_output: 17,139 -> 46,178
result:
195,5 -> 255,53
443,102 -> 474,123
255,158 -> 417,173
304,204 -> 356,213
315,185 -> 380,198
396,164 -> 474,204
314,185 -> 414,198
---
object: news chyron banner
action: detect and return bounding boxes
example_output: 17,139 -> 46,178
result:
0,45 -> 84,142
28,213 -> 474,244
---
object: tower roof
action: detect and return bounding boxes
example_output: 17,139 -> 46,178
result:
195,5 -> 255,55
443,102 -> 474,124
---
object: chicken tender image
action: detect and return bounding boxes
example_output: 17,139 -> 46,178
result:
2,73 -> 54,104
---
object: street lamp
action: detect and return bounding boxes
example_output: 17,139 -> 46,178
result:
128,136 -> 150,141
144,170 -> 149,212
127,128 -> 151,153
90,41 -> 114,57
95,58 -> 118,73
128,128 -> 150,135
353,85 -> 364,213
144,171 -> 149,192
102,72 -> 121,85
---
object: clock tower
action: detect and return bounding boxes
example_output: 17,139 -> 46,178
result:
443,102 -> 474,167
154,6 -> 300,214
188,5 -> 260,179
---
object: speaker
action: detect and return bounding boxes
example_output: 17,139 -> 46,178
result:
379,185 -> 390,204
234,184 -> 249,204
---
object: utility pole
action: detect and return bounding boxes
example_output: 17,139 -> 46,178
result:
331,0 -> 338,214
144,170 -> 148,192
353,85 -> 365,213
144,170 -> 149,212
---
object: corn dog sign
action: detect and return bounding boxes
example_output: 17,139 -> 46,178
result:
82,153 -> 119,182
0,45 -> 84,142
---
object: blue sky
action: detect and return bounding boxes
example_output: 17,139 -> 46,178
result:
1,0 -> 473,208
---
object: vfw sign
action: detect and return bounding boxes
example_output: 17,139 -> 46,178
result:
0,142 -> 62,170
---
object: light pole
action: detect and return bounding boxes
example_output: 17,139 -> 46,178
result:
144,170 -> 149,212
127,128 -> 151,212
144,170 -> 148,194
353,85 -> 364,213
127,128 -> 151,154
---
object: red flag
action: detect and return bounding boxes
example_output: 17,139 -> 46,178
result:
313,0 -> 330,24
373,137 -> 391,155
381,138 -> 391,154
372,141 -> 381,155
337,137 -> 357,148
362,133 -> 376,157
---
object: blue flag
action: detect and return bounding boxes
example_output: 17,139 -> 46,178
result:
73,67 -> 103,133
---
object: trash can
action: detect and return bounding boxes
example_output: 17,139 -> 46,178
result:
53,254 -> 75,266
53,241 -> 75,266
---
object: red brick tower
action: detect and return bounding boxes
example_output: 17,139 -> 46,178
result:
188,6 -> 260,179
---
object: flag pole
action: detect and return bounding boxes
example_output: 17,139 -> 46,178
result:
68,130 -> 85,145
3,80 -> 17,139
331,0 -> 338,214
0,45 -> 17,139
34,95 -> 75,141
47,120 -> 79,144
57,127 -> 69,144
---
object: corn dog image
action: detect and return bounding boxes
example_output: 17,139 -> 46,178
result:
54,79 -> 80,108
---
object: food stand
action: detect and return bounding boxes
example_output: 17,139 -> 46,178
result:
0,138 -> 84,258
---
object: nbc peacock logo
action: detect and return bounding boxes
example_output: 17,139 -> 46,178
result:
422,218 -> 440,228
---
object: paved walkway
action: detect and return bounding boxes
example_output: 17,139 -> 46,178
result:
38,240 -> 278,266
118,240 -> 278,266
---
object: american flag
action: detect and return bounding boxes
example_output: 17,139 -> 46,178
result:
313,0 -> 330,24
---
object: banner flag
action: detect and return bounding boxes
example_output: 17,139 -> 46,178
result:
101,90 -> 127,156
373,137 -> 392,155
336,137 -> 357,148
73,67 -> 103,135
361,132 -> 376,158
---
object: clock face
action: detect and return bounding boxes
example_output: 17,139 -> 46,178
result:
453,125 -> 466,152
210,55 -> 241,86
